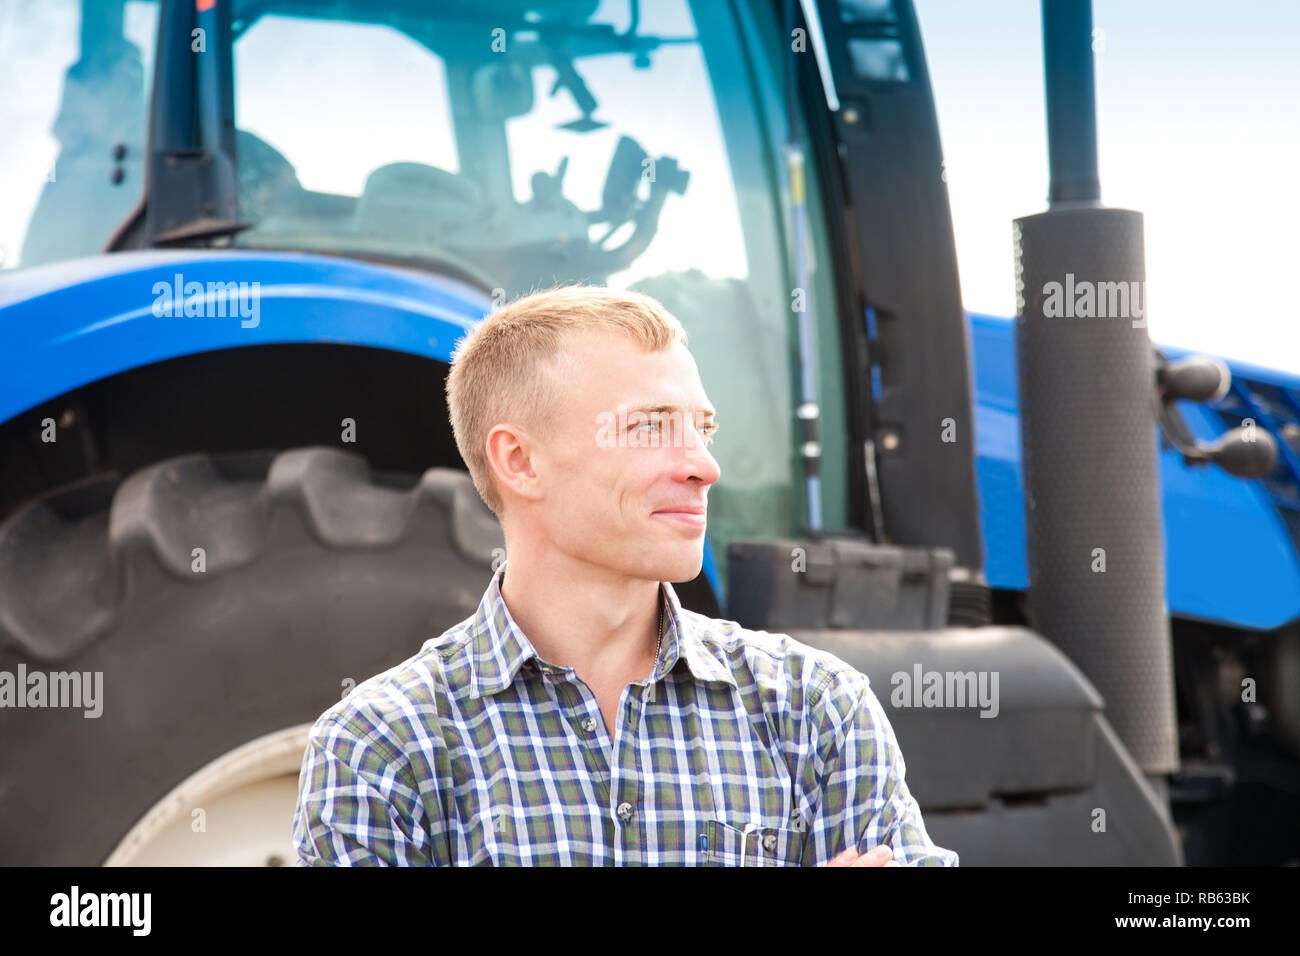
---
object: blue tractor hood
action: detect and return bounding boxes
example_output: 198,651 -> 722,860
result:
970,311 -> 1300,632
0,249 -> 491,424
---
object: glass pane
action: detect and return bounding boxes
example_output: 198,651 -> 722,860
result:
0,0 -> 159,271
232,16 -> 459,205
847,37 -> 910,81
839,0 -> 899,25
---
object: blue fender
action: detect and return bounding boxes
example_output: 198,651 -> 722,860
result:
0,249 -> 725,602
969,311 -> 1300,631
0,250 -> 487,420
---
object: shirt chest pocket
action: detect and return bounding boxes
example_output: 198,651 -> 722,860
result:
702,819 -> 806,867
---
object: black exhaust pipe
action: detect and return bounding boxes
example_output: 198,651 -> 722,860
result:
1014,0 -> 1178,777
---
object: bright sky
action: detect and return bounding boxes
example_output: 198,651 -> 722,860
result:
915,0 -> 1300,372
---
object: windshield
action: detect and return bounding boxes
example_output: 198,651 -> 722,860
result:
227,0 -> 745,293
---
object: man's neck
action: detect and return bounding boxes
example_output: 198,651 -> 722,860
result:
498,548 -> 662,680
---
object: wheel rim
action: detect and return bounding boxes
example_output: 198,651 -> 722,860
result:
103,723 -> 312,866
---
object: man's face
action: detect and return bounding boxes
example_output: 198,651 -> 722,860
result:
523,328 -> 722,583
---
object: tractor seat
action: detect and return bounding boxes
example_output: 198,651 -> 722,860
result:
353,163 -> 486,243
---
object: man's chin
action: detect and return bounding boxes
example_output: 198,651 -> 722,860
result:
656,547 -> 705,584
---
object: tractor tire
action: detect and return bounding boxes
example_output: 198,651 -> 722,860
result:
0,447 -> 504,865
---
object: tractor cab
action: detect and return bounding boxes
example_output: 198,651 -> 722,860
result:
9,0 -> 842,593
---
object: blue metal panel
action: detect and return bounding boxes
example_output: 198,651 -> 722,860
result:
968,311 -> 1300,631
0,250 -> 489,423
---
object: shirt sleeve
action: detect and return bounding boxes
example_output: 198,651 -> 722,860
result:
292,713 -> 440,866
805,671 -> 959,867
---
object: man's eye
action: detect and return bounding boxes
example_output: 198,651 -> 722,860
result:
633,420 -> 660,431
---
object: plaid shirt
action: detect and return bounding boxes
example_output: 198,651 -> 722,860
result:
293,561 -> 958,866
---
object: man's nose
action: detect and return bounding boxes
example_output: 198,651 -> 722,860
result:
680,430 -> 721,485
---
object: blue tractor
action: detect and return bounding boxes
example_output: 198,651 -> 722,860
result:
1,0 -> 1296,865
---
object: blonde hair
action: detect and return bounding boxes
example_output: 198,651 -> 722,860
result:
445,284 -> 688,518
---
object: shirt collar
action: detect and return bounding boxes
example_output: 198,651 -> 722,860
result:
470,560 -> 737,699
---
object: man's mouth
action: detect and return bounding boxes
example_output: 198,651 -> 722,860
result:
653,508 -> 707,531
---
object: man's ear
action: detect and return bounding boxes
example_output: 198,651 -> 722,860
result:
485,423 -> 546,505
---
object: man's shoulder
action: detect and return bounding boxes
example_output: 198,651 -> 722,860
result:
678,608 -> 871,717
307,615 -> 478,749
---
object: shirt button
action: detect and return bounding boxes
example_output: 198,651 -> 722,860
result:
763,834 -> 777,852
581,716 -> 597,733
616,802 -> 634,823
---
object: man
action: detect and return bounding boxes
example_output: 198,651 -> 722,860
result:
293,285 -> 958,866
